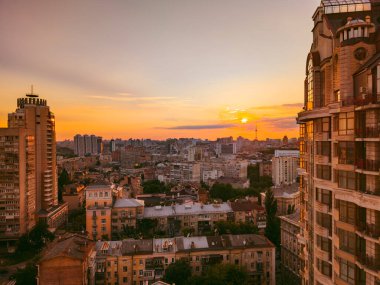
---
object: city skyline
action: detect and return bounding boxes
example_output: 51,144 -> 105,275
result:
0,0 -> 319,140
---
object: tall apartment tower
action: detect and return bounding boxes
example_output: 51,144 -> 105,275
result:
297,1 -> 380,285
0,92 -> 68,242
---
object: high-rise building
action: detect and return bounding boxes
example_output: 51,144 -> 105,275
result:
298,1 -> 380,284
74,134 -> 103,156
272,150 -> 299,186
0,92 -> 68,242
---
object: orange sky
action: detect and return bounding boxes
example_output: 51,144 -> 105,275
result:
0,0 -> 319,141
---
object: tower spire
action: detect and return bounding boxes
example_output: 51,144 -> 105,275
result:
26,84 -> 38,98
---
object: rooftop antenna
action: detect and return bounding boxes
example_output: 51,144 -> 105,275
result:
26,84 -> 39,98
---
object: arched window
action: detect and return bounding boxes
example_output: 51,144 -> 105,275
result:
307,57 -> 314,110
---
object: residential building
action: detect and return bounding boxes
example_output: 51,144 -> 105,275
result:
169,162 -> 201,184
0,93 -> 68,243
272,150 -> 299,186
111,199 -> 144,238
95,234 -> 276,285
86,184 -> 113,240
229,200 -> 267,232
259,160 -> 272,177
280,211 -> 303,285
297,1 -> 380,284
74,134 -> 102,156
37,234 -> 95,285
261,184 -> 300,216
143,203 -> 233,236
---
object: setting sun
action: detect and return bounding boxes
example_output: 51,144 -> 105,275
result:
241,118 -> 248,124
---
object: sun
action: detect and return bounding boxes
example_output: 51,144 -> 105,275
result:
241,118 -> 248,124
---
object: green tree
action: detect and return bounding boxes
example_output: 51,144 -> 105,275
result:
163,260 -> 192,285
58,168 -> 70,202
142,180 -> 168,194
188,264 -> 250,285
137,218 -> 158,237
264,188 -> 280,247
14,263 -> 37,285
209,183 -> 242,201
214,221 -> 258,235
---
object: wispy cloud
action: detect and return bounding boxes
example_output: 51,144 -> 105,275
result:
88,94 -> 175,102
158,124 -> 235,130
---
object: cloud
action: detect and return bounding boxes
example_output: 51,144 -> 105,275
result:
258,117 -> 297,129
88,94 -> 175,102
158,124 -> 235,130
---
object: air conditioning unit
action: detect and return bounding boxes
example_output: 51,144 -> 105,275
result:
359,86 -> 367,94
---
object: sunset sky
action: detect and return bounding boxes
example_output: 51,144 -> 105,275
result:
0,0 -> 320,141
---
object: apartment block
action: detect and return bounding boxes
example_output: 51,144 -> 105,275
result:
86,185 -> 113,241
297,1 -> 380,284
143,203 -> 233,236
74,134 -> 103,157
37,234 -> 95,285
95,234 -> 276,285
272,150 -> 299,186
280,211 -> 303,284
111,199 -> 144,238
0,93 -> 67,243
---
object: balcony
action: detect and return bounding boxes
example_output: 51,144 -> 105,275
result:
357,253 -> 380,272
356,223 -> 380,240
355,159 -> 380,173
315,224 -> 331,237
315,200 -> 331,214
356,126 -> 380,139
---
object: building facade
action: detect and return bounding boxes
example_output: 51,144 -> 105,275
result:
86,185 -> 113,240
74,134 -> 103,157
297,1 -> 380,284
95,234 -> 276,285
280,211 -> 303,285
0,93 -> 67,243
272,150 -> 300,186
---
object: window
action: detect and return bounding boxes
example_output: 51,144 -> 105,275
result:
337,171 -> 356,190
316,141 -> 331,157
339,112 -> 354,135
338,142 -> 355,165
139,270 -> 143,276
315,117 -> 330,133
316,235 -> 331,253
338,228 -> 355,254
307,57 -> 314,110
316,212 -> 332,234
316,164 -> 331,180
340,259 -> 355,284
123,277 -> 127,283
316,188 -> 332,209
317,258 -> 332,277
123,266 -> 127,272
338,200 -> 356,225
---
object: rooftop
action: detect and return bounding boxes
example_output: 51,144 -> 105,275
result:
272,184 -> 299,198
322,0 -> 371,14
114,198 -> 144,208
143,202 -> 232,218
40,234 -> 93,262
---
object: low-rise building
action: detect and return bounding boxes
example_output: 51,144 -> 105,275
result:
95,234 -> 276,285
62,183 -> 85,211
86,185 -> 113,240
261,184 -> 300,216
111,199 -> 144,238
143,203 -> 233,236
37,234 -> 95,285
229,200 -> 266,232
280,211 -> 302,284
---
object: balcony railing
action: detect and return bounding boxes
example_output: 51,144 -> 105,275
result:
355,159 -> 380,172
356,126 -> 380,138
354,94 -> 378,106
357,253 -> 380,271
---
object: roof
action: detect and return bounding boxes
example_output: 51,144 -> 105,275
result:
114,198 -> 144,208
40,234 -> 93,262
143,203 -> 232,218
280,210 -> 301,227
272,184 -> 299,198
322,0 -> 371,14
85,184 -> 111,191
96,234 -> 274,257
229,200 -> 264,212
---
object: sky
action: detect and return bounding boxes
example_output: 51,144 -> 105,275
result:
0,0 -> 320,141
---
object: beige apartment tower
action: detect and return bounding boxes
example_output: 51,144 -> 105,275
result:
298,1 -> 380,285
0,92 -> 67,243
